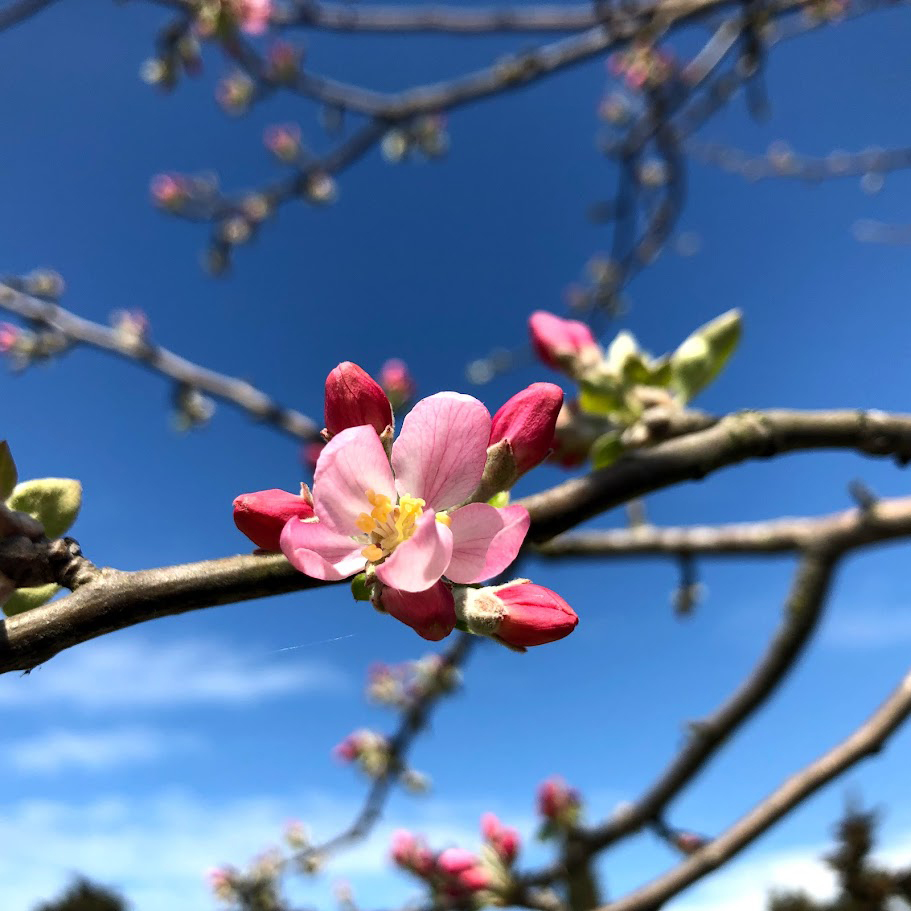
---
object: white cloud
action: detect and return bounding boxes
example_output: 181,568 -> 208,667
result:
0,790 -> 495,911
4,726 -> 200,774
0,636 -> 349,710
672,834 -> 911,911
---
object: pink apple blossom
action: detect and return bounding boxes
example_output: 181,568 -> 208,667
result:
281,392 -> 530,595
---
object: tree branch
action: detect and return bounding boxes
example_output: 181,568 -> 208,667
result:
0,279 -> 321,442
537,496 -> 911,557
600,663 -> 911,911
521,410 -> 911,543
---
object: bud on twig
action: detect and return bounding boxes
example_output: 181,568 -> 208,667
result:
529,311 -> 602,376
232,487 -> 315,551
324,362 -> 393,439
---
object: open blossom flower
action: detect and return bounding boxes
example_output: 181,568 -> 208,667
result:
281,392 -> 529,594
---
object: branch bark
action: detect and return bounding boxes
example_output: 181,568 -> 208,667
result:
600,664 -> 911,911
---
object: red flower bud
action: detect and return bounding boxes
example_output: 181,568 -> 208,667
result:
537,777 -> 582,823
233,488 -> 315,551
489,383 -> 563,475
324,362 -> 393,437
390,830 -> 433,875
381,582 -> 457,642
437,848 -> 478,876
0,322 -> 19,353
379,358 -> 415,410
529,311 -> 601,372
493,581 -> 578,648
481,812 -> 520,865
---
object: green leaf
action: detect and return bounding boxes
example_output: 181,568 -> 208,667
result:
590,431 -> 625,469
350,573 -> 371,602
670,309 -> 742,403
578,379 -> 625,417
0,441 -> 17,501
2,583 -> 59,617
605,330 -> 640,374
487,491 -> 510,509
8,478 -> 82,538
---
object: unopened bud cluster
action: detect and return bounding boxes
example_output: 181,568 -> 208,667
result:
537,777 -> 583,836
366,652 -> 461,709
529,308 -> 741,470
391,812 -> 521,906
381,115 -> 449,164
333,729 -> 392,778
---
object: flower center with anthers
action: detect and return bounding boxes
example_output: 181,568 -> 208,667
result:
356,489 -> 450,563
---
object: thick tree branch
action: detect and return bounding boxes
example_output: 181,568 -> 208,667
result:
0,0 -> 58,31
520,410 -> 911,543
600,663 -> 911,911
0,553 -> 335,673
537,496 -> 911,557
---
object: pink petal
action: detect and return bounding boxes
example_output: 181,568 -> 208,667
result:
375,511 -> 453,592
313,425 -> 395,535
391,392 -> 491,510
280,518 -> 365,581
445,504 -> 529,584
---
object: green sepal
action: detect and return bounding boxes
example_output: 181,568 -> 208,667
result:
670,309 -> 742,403
590,431 -> 625,470
0,441 -> 17,501
2,583 -> 59,617
7,478 -> 82,539
578,378 -> 626,417
350,573 -> 371,602
487,491 -> 510,509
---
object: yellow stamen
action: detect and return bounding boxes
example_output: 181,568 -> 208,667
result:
361,544 -> 384,562
358,490 -> 427,564
435,512 -> 452,527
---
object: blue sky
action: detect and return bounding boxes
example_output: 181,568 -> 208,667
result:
2,3 -> 911,910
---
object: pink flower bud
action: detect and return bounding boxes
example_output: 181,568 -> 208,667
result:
381,582 -> 456,642
674,831 -> 707,854
0,322 -> 19,353
324,362 -> 393,437
493,582 -> 577,647
379,358 -> 415,410
537,777 -> 581,822
391,830 -> 417,865
264,124 -> 301,162
150,174 -> 188,211
233,488 -> 315,551
529,311 -> 601,372
235,0 -> 272,34
436,848 -> 478,876
489,383 -> 564,475
480,812 -> 520,865
455,865 -> 490,892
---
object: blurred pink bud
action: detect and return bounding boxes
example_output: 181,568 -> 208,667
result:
493,581 -> 578,648
324,361 -> 393,437
437,848 -> 478,876
480,812 -> 520,865
529,311 -> 600,372
381,582 -> 457,642
390,830 -> 435,876
537,777 -> 581,823
267,41 -> 301,79
233,488 -> 315,551
674,831 -> 707,854
236,0 -> 272,33
264,124 -> 301,162
0,322 -> 19,353
489,383 -> 563,475
456,865 -> 490,892
379,358 -> 415,410
150,173 -> 188,210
